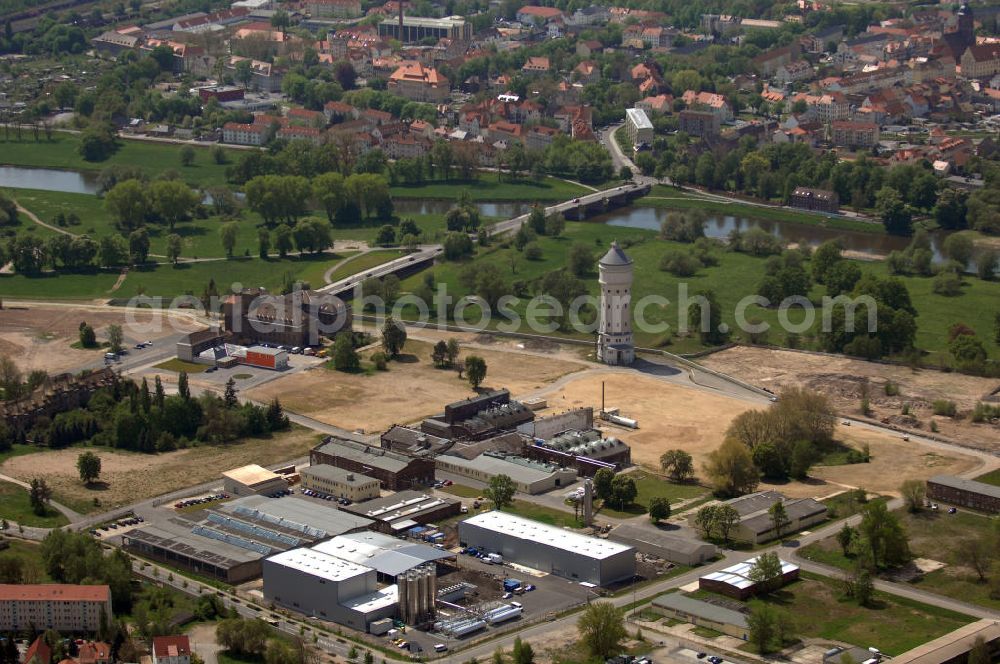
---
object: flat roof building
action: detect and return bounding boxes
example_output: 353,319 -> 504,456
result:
340,490 -> 461,533
0,585 -> 112,633
435,452 -> 577,494
625,108 -> 653,148
300,465 -> 380,502
699,556 -> 799,599
124,497 -> 373,584
377,15 -> 471,43
650,593 -> 748,640
458,511 -> 636,586
311,437 -> 436,490
222,464 -> 288,497
312,532 -> 453,581
927,475 -> 1000,514
263,548 -> 396,631
608,524 -> 716,566
891,618 -> 1000,663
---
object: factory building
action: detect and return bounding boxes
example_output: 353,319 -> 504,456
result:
608,524 -> 716,566
313,532 -> 454,583
311,437 -> 436,490
263,548 -> 398,631
300,465 -> 380,502
524,429 -> 632,476
262,534 -> 443,631
458,511 -> 636,586
340,490 -> 461,533
123,496 -> 372,583
699,556 -> 799,599
222,464 -> 289,497
421,390 -> 534,440
435,452 -> 577,494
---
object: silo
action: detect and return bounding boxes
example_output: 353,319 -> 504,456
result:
428,565 -> 438,617
407,571 -> 420,622
397,573 -> 408,622
420,565 -> 433,617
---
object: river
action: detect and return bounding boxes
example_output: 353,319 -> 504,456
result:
0,165 -> 950,262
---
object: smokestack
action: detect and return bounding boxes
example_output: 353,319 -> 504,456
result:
601,381 -> 605,413
398,0 -> 403,36
583,478 -> 593,526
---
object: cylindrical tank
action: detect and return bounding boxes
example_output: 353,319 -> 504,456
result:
428,566 -> 438,617
421,566 -> 433,616
408,572 -> 419,622
397,573 -> 408,622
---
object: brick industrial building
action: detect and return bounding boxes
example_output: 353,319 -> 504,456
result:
927,475 -> 1000,514
311,436 -> 436,490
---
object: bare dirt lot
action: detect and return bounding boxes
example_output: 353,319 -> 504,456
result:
0,427 -> 320,512
533,371 -> 980,499
533,371 -> 755,470
0,305 -> 190,373
700,346 -> 1000,452
247,339 -> 586,433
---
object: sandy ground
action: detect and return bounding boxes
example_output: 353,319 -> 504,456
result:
247,339 -> 587,433
0,305 -> 186,373
701,346 -> 1000,452
533,371 -> 755,470
531,371 -> 979,499
0,427 -> 320,512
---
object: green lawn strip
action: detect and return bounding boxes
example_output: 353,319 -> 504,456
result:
0,134 -> 240,187
0,480 -> 70,527
0,269 -> 123,300
390,176 -> 589,202
690,625 -> 723,639
599,471 -> 706,518
643,186 -> 886,234
154,359 -> 210,374
975,468 -> 1000,486
327,250 -> 406,283
122,257 -> 337,298
501,499 -> 583,529
438,484 -> 481,499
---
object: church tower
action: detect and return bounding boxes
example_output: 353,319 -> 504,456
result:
597,241 -> 635,366
957,2 -> 975,48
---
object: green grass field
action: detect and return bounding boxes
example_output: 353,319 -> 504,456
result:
502,500 -> 584,529
390,176 -> 589,202
0,133 -> 241,187
802,508 -> 1000,611
691,572 -> 973,656
399,219 -> 1000,362
438,484 -> 480,499
0,480 -> 70,528
599,471 -> 706,518
0,254 -> 347,301
975,468 -> 1000,487
154,359 -> 210,374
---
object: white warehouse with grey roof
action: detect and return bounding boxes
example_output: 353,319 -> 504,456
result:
458,511 -> 636,586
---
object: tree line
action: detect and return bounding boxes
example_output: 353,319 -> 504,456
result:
16,370 -> 289,453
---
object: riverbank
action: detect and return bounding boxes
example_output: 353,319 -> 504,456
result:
0,132 -> 240,187
389,176 -> 589,202
641,185 -> 885,234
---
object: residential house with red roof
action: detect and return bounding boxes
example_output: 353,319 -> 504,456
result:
152,636 -> 191,664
